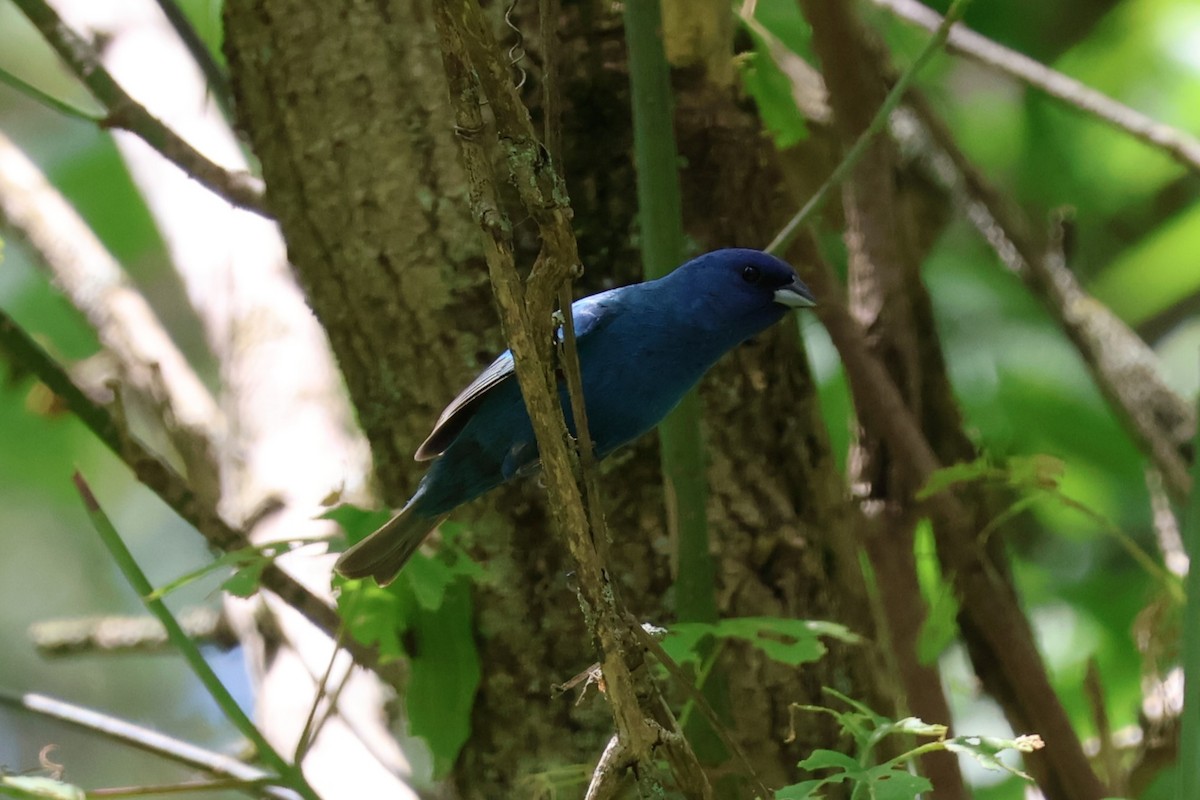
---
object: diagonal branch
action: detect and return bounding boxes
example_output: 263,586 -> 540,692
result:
872,0 -> 1200,176
0,688 -> 299,800
899,91 -> 1194,503
0,308 -> 392,681
11,0 -> 268,216
0,129 -> 223,507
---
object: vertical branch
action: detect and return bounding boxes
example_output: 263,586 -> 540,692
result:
434,2 -> 711,795
1179,384 -> 1200,797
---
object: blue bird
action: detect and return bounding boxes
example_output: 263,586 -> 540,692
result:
335,248 -> 815,584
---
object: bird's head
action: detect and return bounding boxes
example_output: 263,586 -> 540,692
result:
667,248 -> 815,345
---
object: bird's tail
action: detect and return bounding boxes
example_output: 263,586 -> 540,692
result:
334,505 -> 448,586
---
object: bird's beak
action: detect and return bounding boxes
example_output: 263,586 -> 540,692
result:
773,276 -> 817,308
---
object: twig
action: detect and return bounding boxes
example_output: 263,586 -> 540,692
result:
631,621 -> 772,800
29,607 -> 237,658
0,688 -> 299,800
765,0 -> 970,256
1085,659 -> 1123,794
0,309 -> 389,680
583,735 -> 632,800
872,0 -> 1200,176
73,472 -> 321,800
0,129 -> 224,505
11,0 -> 268,216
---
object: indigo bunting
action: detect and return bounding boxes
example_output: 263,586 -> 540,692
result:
335,248 -> 814,584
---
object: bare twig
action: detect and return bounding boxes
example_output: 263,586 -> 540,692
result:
11,0 -> 268,215
0,688 -> 299,800
765,0 -> 970,256
583,735 -> 632,800
872,0 -> 1200,176
29,607 -> 236,658
0,129 -> 223,506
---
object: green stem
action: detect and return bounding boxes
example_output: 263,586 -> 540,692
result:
624,0 -> 714,628
1179,375 -> 1200,798
72,472 -> 321,800
765,0 -> 972,256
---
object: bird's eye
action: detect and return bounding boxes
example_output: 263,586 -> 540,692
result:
741,265 -> 762,284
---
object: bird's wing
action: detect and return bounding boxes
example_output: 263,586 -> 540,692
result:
413,287 -> 626,461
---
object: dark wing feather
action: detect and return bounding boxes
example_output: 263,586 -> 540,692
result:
414,351 -> 515,460
413,286 -> 629,461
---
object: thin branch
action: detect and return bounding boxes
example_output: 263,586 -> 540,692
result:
0,129 -> 224,506
765,0 -> 970,256
0,309 -> 391,680
872,0 -> 1200,176
11,0 -> 268,216
0,688 -> 299,800
29,607 -> 237,658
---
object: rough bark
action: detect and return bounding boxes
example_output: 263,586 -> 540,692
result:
224,1 -> 888,794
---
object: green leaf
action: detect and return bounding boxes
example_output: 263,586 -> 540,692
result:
222,560 -> 267,598
738,46 -> 809,149
1006,453 -> 1066,491
664,617 -> 860,669
337,581 -> 411,660
863,766 -> 932,800
775,778 -> 833,799
404,577 -> 481,777
321,503 -> 393,546
0,776 -> 86,800
797,749 -> 862,774
943,733 -> 1044,780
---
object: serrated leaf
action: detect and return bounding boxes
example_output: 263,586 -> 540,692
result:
666,617 -> 860,670
797,749 -> 862,774
863,766 -> 933,800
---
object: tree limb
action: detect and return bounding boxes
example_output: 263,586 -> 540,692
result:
11,0 -> 268,215
872,0 -> 1200,176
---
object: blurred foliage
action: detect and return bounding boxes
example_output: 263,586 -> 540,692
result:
0,0 -> 1196,797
